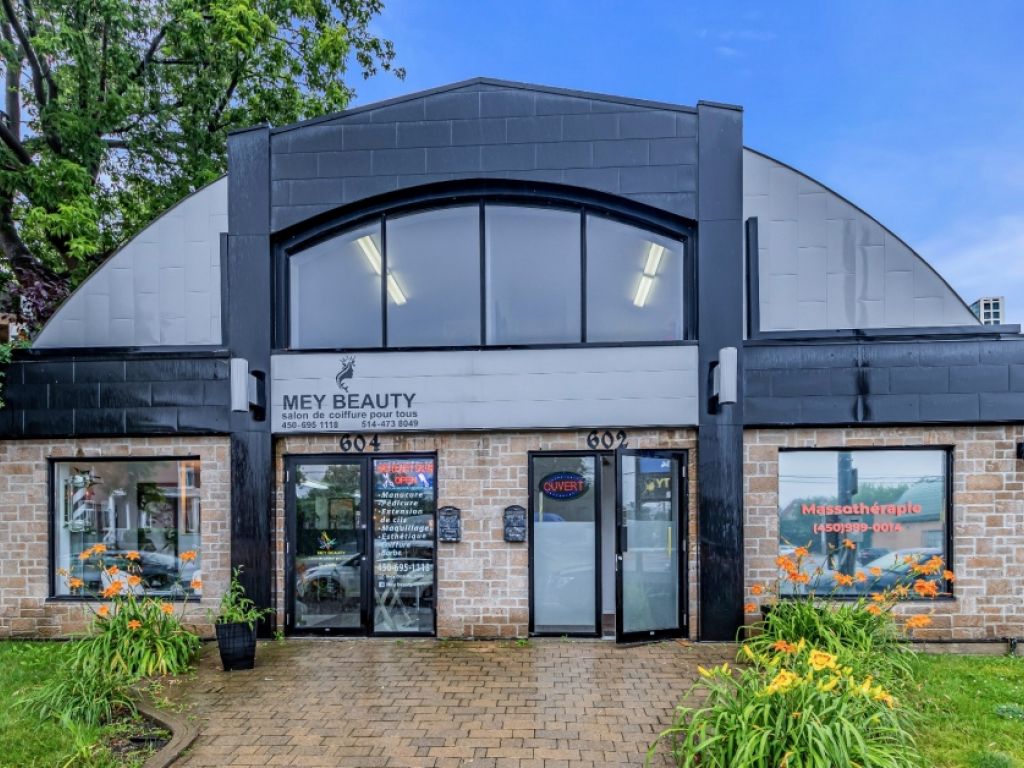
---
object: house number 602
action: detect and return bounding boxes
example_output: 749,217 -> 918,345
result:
587,430 -> 628,450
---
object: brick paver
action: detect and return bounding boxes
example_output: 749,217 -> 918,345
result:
170,638 -> 734,768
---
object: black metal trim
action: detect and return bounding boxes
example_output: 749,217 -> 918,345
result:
614,449 -> 689,644
745,217 -> 760,339
48,455 -> 203,600
527,450 -> 603,639
748,325 -> 1021,343
14,347 -> 231,361
271,339 -> 697,356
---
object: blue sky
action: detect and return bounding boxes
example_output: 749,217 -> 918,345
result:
351,0 -> 1024,325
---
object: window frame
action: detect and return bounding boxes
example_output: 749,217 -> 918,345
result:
47,455 -> 203,602
775,445 -> 955,601
275,185 -> 696,353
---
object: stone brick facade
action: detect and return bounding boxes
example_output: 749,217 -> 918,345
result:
275,428 -> 698,638
744,426 -> 1024,640
0,436 -> 231,638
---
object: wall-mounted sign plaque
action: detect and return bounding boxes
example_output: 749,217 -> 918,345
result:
438,506 -> 462,543
503,505 -> 527,543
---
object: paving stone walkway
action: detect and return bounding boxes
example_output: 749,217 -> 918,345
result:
169,637 -> 734,768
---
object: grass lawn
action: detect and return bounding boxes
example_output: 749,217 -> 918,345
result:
0,641 -> 161,768
912,653 -> 1024,768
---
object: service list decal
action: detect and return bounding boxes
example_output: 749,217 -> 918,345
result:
277,356 -> 421,432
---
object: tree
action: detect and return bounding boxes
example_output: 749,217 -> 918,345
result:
0,0 -> 403,324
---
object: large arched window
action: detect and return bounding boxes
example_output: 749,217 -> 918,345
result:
284,199 -> 690,350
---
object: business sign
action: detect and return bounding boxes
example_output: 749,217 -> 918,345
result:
270,346 -> 699,433
539,472 -> 589,500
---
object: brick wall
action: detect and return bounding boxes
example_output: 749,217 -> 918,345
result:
744,426 -> 1024,640
0,436 -> 231,638
275,428 -> 698,638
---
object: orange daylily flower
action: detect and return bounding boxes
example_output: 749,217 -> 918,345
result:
869,567 -> 883,578
180,550 -> 198,563
834,573 -> 855,587
190,579 -> 203,591
127,574 -> 142,587
92,544 -> 106,554
775,555 -> 797,573
793,546 -> 809,558
124,551 -> 141,561
105,565 -> 119,576
97,605 -> 110,618
127,619 -> 142,630
943,570 -> 956,582
841,539 -> 856,550
772,639 -> 798,654
68,577 -> 84,590
905,614 -> 932,630
894,585 -> 910,599
913,579 -> 940,598
101,581 -> 124,599
866,604 -> 882,616
871,592 -> 886,603
78,550 -> 91,561
744,602 -> 757,614
160,603 -> 174,615
855,571 -> 867,583
790,572 -> 810,585
751,584 -> 764,596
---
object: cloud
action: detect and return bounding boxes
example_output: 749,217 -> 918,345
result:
918,214 -> 1024,325
715,45 -> 741,57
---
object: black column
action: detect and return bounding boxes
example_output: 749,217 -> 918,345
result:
696,101 -> 745,641
226,125 -> 275,635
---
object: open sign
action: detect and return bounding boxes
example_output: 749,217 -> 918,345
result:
540,471 -> 589,500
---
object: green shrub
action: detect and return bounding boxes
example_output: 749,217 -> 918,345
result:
649,644 -> 921,768
745,599 -> 914,686
211,567 -> 273,629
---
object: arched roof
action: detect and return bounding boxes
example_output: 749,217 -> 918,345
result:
33,177 -> 228,349
743,148 -> 978,332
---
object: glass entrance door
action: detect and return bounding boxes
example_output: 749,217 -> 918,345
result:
615,450 -> 687,643
288,458 -> 366,632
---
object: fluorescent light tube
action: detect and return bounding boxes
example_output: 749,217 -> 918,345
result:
357,235 -> 407,305
643,242 -> 665,276
386,274 -> 407,305
356,236 -> 382,274
633,275 -> 654,307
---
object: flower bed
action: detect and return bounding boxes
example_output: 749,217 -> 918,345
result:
650,543 -> 952,767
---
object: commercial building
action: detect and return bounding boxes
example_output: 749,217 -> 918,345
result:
971,296 -> 1006,326
2,79 -> 1022,644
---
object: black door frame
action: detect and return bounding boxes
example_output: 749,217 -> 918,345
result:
283,452 -> 438,637
527,450 -> 605,638
614,448 -> 689,644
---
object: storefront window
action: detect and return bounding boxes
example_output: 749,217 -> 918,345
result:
777,449 -> 949,597
372,458 -> 435,633
485,205 -> 581,345
289,221 -> 383,349
586,215 -> 684,342
531,454 -> 598,634
386,207 -> 481,347
53,459 -> 201,598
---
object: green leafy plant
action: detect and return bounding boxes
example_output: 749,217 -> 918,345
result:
211,567 -> 273,628
19,648 -> 136,729
649,644 -> 920,768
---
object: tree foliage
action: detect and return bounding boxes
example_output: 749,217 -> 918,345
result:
0,0 -> 402,324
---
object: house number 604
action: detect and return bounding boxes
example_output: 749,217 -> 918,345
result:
339,434 -> 381,452
587,430 -> 628,450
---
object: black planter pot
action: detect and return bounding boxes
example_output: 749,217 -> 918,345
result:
215,621 -> 256,671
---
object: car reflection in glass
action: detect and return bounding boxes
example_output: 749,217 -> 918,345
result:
297,553 -> 362,607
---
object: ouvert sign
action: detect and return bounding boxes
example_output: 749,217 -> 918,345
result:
270,346 -> 701,434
